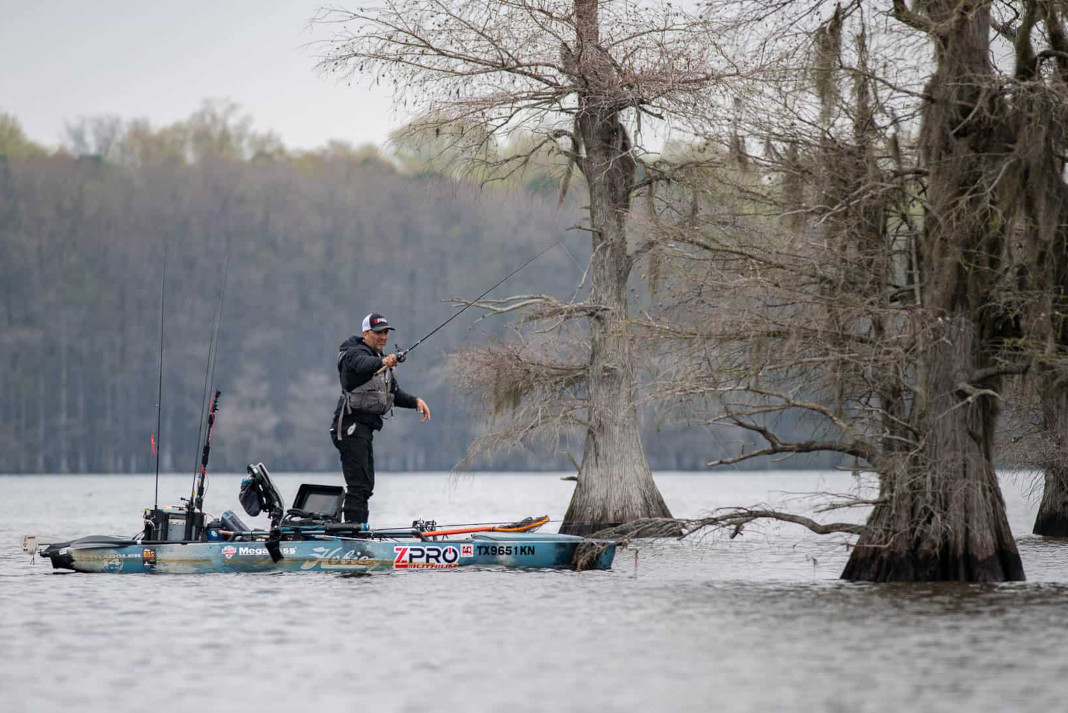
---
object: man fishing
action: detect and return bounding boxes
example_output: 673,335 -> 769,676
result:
331,313 -> 430,525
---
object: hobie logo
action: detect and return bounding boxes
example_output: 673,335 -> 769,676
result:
393,545 -> 460,569
221,545 -> 237,559
301,546 -> 370,570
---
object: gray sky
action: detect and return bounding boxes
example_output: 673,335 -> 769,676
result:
0,1 -> 405,151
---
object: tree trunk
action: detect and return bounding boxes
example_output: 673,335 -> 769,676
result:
1033,377 -> 1068,535
843,319 -> 1024,581
1031,184 -> 1068,534
560,0 -> 673,535
1034,466 -> 1068,536
845,2 -> 1023,580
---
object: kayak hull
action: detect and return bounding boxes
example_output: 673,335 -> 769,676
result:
41,532 -> 616,574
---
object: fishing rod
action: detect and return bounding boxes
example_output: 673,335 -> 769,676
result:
152,246 -> 167,511
375,239 -> 561,374
184,237 -> 231,540
192,240 -> 231,480
184,390 -> 220,540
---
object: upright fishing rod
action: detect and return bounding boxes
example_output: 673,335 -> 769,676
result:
375,239 -> 561,374
183,238 -> 231,540
183,389 -> 220,540
153,246 -> 167,511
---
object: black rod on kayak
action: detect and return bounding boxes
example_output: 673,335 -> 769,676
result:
191,241 -> 231,488
376,239 -> 561,374
184,390 -> 221,541
185,238 -> 231,540
153,246 -> 167,511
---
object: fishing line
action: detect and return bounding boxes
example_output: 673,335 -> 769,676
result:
406,239 -> 561,356
558,238 -> 585,273
373,238 -> 565,375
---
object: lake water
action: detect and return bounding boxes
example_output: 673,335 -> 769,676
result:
3,470 -> 1068,713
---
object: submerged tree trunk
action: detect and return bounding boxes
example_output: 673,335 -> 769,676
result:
844,1 -> 1023,581
1034,467 -> 1068,536
1033,377 -> 1068,535
843,320 -> 1024,581
560,0 -> 673,535
1024,1 -> 1068,536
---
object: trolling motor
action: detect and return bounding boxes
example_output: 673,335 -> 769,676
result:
238,463 -> 286,528
238,463 -> 288,562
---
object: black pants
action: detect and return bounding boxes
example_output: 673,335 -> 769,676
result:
332,423 -> 375,524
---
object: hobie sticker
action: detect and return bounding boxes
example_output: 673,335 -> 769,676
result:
221,545 -> 237,559
393,545 -> 460,569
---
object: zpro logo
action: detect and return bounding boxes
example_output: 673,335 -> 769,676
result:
393,545 -> 460,569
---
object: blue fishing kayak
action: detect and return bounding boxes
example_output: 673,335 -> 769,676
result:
31,464 -> 617,574
36,531 -> 616,574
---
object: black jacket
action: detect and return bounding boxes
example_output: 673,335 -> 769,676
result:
331,335 -> 418,433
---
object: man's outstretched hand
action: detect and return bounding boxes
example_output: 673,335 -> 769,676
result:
416,398 -> 431,423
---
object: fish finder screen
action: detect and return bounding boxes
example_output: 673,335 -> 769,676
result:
300,492 -> 338,515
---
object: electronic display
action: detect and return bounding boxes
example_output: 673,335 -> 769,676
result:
300,492 -> 339,515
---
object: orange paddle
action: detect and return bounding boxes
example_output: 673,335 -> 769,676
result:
421,515 -> 550,538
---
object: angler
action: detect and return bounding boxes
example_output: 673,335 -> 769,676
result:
330,312 -> 431,526
328,242 -> 559,526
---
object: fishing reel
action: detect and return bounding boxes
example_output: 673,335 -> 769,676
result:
395,345 -> 407,364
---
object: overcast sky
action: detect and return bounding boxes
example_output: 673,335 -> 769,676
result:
0,1 -> 407,151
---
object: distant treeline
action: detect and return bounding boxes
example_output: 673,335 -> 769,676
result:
0,106 -> 833,474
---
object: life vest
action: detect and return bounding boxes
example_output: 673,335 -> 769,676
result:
335,350 -> 394,439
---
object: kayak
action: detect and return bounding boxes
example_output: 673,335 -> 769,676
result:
26,370 -> 616,575
35,530 -> 616,574
27,463 -> 616,574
